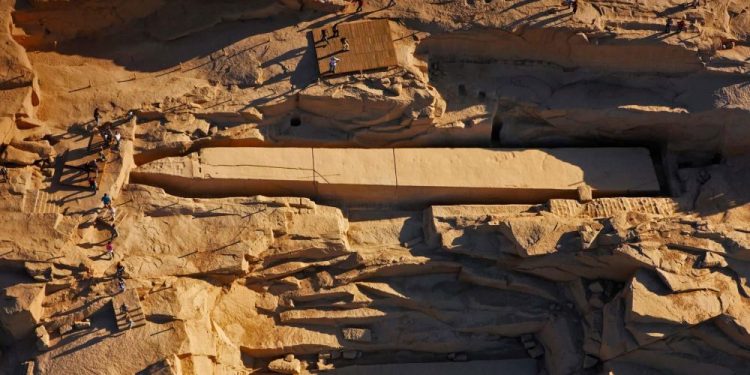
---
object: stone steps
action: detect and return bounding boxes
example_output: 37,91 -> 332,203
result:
23,190 -> 59,214
111,289 -> 146,331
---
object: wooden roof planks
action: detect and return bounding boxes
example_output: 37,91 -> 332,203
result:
313,19 -> 398,76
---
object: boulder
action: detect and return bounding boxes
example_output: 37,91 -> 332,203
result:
0,283 -> 46,340
499,215 -> 577,257
10,139 -> 56,159
577,185 -> 593,202
1,145 -> 38,165
268,354 -> 302,374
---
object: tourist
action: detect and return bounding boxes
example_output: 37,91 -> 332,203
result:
94,108 -> 101,127
106,241 -> 114,259
101,193 -> 112,208
0,166 -> 7,182
117,277 -> 126,293
355,0 -> 363,12
110,223 -> 119,240
664,18 -> 672,33
332,24 -> 340,38
329,56 -> 341,73
116,262 -> 125,278
320,28 -> 328,44
120,303 -> 128,314
97,150 -> 107,163
126,316 -> 133,330
341,37 -> 350,51
88,177 -> 97,192
571,0 -> 578,13
114,130 -> 121,148
109,205 -> 116,218
86,160 -> 98,175
677,19 -> 686,33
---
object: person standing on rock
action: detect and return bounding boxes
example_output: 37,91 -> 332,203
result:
677,19 -> 686,33
114,130 -> 121,149
88,176 -> 98,192
117,277 -> 126,293
571,0 -> 578,13
0,166 -> 7,183
116,262 -> 125,279
664,18 -> 673,33
341,37 -> 350,51
106,241 -> 114,260
329,56 -> 341,74
86,160 -> 98,177
355,0 -> 363,12
101,193 -> 112,208
110,223 -> 119,240
94,108 -> 101,127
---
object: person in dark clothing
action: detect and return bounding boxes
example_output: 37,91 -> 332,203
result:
88,177 -> 97,192
677,19 -> 686,33
355,0 -> 363,12
0,166 -> 7,182
94,108 -> 101,127
116,262 -> 125,278
664,18 -> 673,33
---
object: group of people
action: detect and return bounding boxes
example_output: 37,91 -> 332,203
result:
99,192 -> 127,293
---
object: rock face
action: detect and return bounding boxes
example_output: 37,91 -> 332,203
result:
1,0 -> 750,374
0,283 -> 45,342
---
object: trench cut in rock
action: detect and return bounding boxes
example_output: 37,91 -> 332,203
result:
131,147 -> 661,205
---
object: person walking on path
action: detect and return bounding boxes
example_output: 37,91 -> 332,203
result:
105,241 -> 114,259
110,223 -> 119,240
116,262 -> 125,279
341,37 -> 350,51
94,108 -> 101,127
101,193 -> 112,208
88,177 -> 97,192
677,19 -> 686,33
86,160 -> 98,178
117,277 -> 126,293
329,56 -> 341,74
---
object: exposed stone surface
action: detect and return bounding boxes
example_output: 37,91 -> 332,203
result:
1,0 -> 750,374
